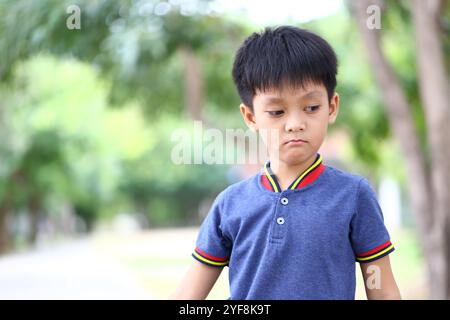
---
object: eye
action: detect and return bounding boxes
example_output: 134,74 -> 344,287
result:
305,105 -> 320,113
267,110 -> 284,116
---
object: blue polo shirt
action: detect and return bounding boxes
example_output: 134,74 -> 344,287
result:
192,154 -> 395,300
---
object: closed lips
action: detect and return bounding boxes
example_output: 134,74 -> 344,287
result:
285,139 -> 307,144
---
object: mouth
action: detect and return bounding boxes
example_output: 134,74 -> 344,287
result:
285,138 -> 307,145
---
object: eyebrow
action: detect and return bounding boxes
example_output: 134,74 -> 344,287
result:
262,90 -> 324,105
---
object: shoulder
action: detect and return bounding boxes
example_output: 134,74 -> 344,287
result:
220,173 -> 259,199
323,165 -> 366,187
322,165 -> 377,199
325,166 -> 380,214
213,172 -> 261,209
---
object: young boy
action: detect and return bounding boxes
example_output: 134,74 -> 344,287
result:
171,26 -> 401,300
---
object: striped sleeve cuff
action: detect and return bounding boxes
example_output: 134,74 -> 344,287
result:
192,247 -> 229,267
355,240 -> 395,263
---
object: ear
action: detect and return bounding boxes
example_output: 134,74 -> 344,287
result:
240,103 -> 258,132
328,93 -> 339,124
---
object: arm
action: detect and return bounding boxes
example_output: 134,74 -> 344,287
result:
170,260 -> 224,300
360,255 -> 401,300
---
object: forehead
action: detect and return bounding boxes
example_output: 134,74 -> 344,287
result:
254,83 -> 327,105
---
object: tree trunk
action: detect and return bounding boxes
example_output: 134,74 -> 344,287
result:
0,193 -> 12,254
0,102 -> 10,254
349,0 -> 432,245
0,169 -> 22,254
349,0 -> 450,299
0,169 -> 23,254
180,45 -> 205,122
27,192 -> 41,246
412,0 -> 450,299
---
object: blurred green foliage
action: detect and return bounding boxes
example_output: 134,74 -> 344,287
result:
0,54 -> 232,252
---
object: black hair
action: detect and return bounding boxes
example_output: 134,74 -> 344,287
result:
232,26 -> 338,110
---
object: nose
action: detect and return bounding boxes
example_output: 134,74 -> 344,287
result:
285,112 -> 306,132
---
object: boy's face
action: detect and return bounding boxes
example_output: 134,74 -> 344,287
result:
240,82 -> 339,166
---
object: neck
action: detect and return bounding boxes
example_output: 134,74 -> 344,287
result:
269,153 -> 318,191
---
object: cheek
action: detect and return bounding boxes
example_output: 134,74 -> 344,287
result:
309,120 -> 329,143
254,114 -> 281,144
258,128 -> 282,148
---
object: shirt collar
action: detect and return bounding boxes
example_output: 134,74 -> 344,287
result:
261,154 -> 325,192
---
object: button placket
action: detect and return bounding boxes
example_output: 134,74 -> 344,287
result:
271,194 -> 289,241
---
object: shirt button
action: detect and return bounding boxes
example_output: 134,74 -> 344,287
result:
277,217 -> 285,225
281,197 -> 289,205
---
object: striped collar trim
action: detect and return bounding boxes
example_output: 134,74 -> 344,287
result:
261,154 -> 325,192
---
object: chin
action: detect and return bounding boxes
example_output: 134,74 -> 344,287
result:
280,151 -> 310,165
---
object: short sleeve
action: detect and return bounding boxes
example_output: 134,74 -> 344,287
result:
192,191 -> 231,267
350,178 -> 395,263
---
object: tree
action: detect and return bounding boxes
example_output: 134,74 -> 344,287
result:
0,0 -> 242,253
0,129 -> 75,252
349,0 -> 450,299
0,0 -> 243,123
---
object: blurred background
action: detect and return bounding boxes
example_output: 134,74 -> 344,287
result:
0,0 -> 449,299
